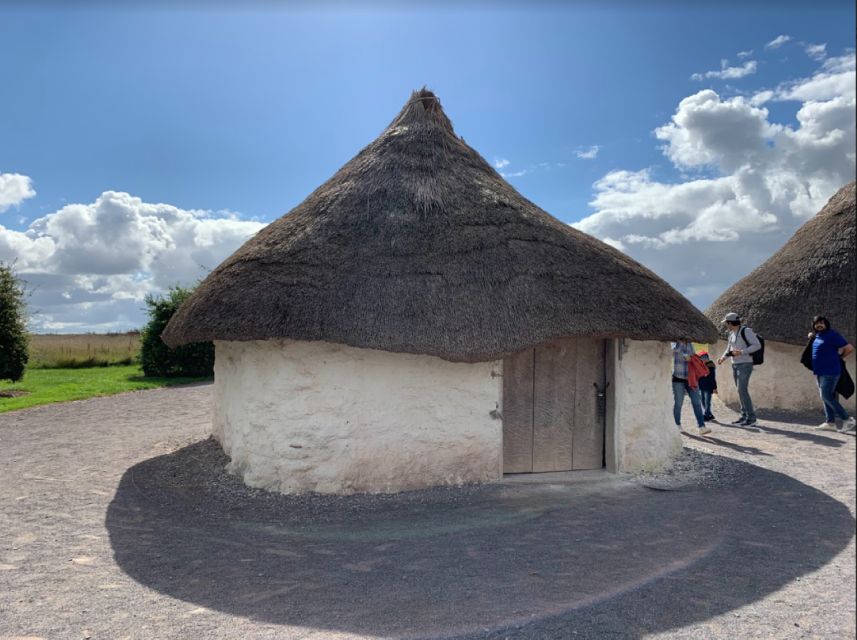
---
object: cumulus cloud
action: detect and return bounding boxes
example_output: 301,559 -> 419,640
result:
575,52 -> 855,311
691,60 -> 758,82
0,173 -> 36,213
765,35 -> 792,49
575,145 -> 600,159
737,50 -> 754,59
493,158 -> 510,169
0,191 -> 266,331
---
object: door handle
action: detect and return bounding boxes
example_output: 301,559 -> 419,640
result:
593,382 -> 610,419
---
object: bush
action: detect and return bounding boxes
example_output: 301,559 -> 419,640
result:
140,286 -> 213,377
0,262 -> 29,382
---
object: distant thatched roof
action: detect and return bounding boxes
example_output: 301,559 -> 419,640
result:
706,181 -> 856,346
163,89 -> 717,360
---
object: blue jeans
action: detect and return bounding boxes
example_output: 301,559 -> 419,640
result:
673,380 -> 705,428
732,363 -> 756,421
817,374 -> 849,423
700,390 -> 714,418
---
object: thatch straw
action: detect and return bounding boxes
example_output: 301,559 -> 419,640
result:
706,181 -> 856,346
163,89 -> 717,360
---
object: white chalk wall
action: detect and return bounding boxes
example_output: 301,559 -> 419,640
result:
611,340 -> 682,472
713,340 -> 857,414
213,340 -> 503,494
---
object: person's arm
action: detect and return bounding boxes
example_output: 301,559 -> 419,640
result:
742,327 -> 761,354
717,336 -> 732,364
835,331 -> 854,358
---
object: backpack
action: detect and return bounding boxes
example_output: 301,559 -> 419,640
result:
740,326 -> 765,365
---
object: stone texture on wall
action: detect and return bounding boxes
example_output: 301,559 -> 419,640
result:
213,340 -> 503,494
612,340 -> 682,472
713,340 -> 857,414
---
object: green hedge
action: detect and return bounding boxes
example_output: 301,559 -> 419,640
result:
140,286 -> 214,377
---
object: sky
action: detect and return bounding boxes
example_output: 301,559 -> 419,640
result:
1,1 -> 855,333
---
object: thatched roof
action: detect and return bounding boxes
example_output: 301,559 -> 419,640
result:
163,89 -> 717,360
706,181 -> 856,346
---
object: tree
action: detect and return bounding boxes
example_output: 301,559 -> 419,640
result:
0,261 -> 29,382
140,285 -> 214,377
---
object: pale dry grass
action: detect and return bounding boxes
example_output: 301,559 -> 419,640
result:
29,333 -> 140,368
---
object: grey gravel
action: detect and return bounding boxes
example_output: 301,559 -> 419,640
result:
0,384 -> 854,640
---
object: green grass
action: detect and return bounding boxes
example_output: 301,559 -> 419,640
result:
0,365 -> 211,413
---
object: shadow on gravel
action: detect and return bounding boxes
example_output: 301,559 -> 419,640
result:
107,438 -> 854,639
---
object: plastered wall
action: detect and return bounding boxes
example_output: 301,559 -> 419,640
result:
213,340 -> 503,494
713,340 -> 857,414
611,340 -> 682,472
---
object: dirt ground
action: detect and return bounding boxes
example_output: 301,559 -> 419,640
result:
0,384 -> 854,640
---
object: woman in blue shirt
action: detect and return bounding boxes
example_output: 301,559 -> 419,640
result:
810,315 -> 856,433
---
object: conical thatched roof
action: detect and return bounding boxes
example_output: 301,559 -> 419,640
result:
706,181 -> 856,346
163,89 -> 717,360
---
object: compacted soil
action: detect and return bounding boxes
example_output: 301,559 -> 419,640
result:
0,385 -> 854,640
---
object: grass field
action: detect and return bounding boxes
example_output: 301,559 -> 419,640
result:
0,365 -> 210,413
28,333 -> 141,368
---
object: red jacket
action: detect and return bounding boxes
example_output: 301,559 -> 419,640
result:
687,355 -> 709,391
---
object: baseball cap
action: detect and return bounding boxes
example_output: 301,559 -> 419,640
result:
722,312 -> 740,323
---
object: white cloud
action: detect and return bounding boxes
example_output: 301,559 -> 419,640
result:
804,43 -> 827,61
575,52 -> 855,310
493,158 -> 510,169
654,90 -> 776,172
737,50 -> 754,59
575,145 -> 600,159
0,173 -> 36,213
774,53 -> 856,102
691,60 -> 758,81
750,90 -> 775,106
500,169 -> 530,178
0,190 -> 266,332
766,35 -> 792,49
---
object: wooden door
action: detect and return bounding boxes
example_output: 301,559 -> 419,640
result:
502,337 -> 606,472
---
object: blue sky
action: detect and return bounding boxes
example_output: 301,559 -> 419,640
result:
1,2 -> 855,332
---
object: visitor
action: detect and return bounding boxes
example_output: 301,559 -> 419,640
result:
805,315 -> 856,434
716,312 -> 761,427
672,340 -> 711,435
697,351 -> 717,421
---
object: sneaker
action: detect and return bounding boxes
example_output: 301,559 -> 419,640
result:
743,419 -> 758,427
698,426 -> 712,435
841,417 -> 856,435
730,418 -> 746,425
704,415 -> 715,422
816,422 -> 838,431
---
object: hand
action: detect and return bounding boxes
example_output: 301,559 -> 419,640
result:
733,349 -> 743,356
807,332 -> 814,339
713,389 -> 718,395
716,357 -> 724,365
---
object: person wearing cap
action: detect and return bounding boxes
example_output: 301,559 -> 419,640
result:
716,312 -> 761,426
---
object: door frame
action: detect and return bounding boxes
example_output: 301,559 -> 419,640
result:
501,337 -> 614,474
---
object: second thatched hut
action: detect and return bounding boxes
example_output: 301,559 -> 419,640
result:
706,181 -> 856,414
163,89 -> 717,494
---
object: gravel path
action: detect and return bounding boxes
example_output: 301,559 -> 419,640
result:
0,385 -> 854,640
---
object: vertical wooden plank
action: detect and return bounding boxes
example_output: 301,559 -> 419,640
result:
502,349 -> 534,473
532,338 -> 576,472
572,338 -> 606,470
